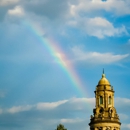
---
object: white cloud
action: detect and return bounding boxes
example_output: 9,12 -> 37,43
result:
70,0 -> 130,16
68,17 -> 128,38
115,97 -> 130,110
71,46 -> 129,64
60,118 -> 84,124
0,0 -> 19,6
8,6 -> 24,16
67,1 -> 129,38
85,17 -> 128,38
102,0 -> 130,15
3,97 -> 94,114
122,123 -> 130,129
7,105 -> 33,114
69,97 -> 94,110
118,113 -> 129,121
0,97 -> 129,130
0,0 -> 128,39
36,100 -> 68,110
115,97 -> 130,105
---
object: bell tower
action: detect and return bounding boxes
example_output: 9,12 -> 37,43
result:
89,71 -> 121,130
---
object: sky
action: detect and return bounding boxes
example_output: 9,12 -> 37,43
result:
0,0 -> 130,130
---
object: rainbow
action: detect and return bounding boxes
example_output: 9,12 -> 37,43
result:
23,21 -> 87,97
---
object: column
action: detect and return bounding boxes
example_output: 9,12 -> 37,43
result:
105,93 -> 108,108
102,127 -> 106,130
96,95 -> 98,107
112,94 -> 114,107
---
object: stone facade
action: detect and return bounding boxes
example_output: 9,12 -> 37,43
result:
89,72 -> 121,130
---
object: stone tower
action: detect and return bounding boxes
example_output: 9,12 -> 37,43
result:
89,71 -> 121,130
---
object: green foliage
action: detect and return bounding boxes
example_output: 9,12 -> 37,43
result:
55,124 -> 67,130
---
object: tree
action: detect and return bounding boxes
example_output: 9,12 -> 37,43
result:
55,124 -> 67,130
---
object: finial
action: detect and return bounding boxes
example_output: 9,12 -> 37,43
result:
103,68 -> 104,74
102,68 -> 105,78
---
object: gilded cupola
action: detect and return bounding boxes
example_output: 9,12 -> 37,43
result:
96,71 -> 112,91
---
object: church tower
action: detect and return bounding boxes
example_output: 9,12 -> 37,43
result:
89,71 -> 121,130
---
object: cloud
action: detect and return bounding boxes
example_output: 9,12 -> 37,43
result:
60,118 -> 84,124
0,0 -> 128,39
71,46 -> 129,64
4,97 -> 94,114
1,0 -> 130,21
23,0 -> 70,19
0,0 -> 20,21
0,97 -> 94,130
68,17 -> 128,38
0,97 -> 129,130
115,97 -> 130,113
118,113 -> 129,121
8,6 -> 24,16
0,0 -> 19,6
7,105 -> 33,114
36,100 -> 68,110
85,17 -> 128,38
70,0 -> 130,16
122,124 -> 130,130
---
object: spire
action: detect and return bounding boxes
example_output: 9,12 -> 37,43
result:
102,68 -> 105,78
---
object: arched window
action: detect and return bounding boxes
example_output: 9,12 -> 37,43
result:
108,96 -> 111,104
99,96 -> 103,104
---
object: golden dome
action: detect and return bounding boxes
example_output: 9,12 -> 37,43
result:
98,73 -> 110,85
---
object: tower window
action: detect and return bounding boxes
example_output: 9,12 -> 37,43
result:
99,96 -> 103,104
108,96 -> 111,104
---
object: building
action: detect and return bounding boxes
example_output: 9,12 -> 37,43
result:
89,71 -> 121,130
